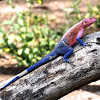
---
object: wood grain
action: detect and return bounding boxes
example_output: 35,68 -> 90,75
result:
0,32 -> 100,100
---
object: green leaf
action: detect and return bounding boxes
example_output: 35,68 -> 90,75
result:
0,32 -> 3,37
20,27 -> 26,32
22,60 -> 27,65
4,48 -> 10,52
15,36 -> 22,41
37,56 -> 42,60
33,47 -> 38,53
24,48 -> 30,54
6,0 -> 12,4
8,34 -> 15,44
2,20 -> 12,25
18,49 -> 23,56
35,0 -> 43,4
18,19 -> 24,26
29,54 -> 33,59
0,39 -> 4,45
0,49 -> 3,54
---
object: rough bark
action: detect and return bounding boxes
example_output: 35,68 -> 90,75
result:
0,32 -> 100,100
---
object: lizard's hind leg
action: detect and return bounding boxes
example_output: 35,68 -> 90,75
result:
63,47 -> 73,63
56,41 -> 73,63
63,47 -> 75,68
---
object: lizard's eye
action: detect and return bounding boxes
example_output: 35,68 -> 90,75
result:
90,17 -> 92,20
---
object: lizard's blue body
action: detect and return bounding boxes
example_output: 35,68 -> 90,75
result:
0,17 -> 97,91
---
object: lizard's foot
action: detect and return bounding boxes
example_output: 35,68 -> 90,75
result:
63,58 -> 70,63
84,43 -> 92,48
69,62 -> 75,68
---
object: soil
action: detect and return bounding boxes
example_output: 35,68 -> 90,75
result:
0,0 -> 100,100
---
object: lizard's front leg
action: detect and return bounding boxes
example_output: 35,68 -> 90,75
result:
77,30 -> 91,47
77,38 -> 86,46
76,28 -> 86,46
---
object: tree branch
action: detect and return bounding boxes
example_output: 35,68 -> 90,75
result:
0,32 -> 100,100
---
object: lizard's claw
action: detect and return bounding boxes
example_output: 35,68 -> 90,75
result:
84,43 -> 92,48
69,62 -> 75,68
64,59 -> 70,63
86,43 -> 92,47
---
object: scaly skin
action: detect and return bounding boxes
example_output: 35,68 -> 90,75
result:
0,17 -> 97,91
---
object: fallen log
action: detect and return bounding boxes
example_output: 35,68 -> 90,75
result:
0,31 -> 100,100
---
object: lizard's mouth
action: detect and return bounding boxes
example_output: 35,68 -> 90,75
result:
91,17 -> 97,23
86,17 -> 97,27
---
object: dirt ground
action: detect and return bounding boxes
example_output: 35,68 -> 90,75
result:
0,0 -> 100,100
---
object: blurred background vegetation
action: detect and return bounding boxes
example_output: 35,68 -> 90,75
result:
0,0 -> 100,99
0,0 -> 100,67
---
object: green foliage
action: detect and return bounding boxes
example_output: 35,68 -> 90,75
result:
87,4 -> 100,27
63,0 -> 100,32
1,0 -> 100,67
63,0 -> 82,32
26,0 -> 43,4
6,0 -> 43,7
0,12 -> 61,66
6,0 -> 14,8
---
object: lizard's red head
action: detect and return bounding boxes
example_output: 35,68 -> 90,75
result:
82,17 -> 97,28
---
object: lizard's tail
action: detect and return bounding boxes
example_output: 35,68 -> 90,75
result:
0,70 -> 28,91
27,49 -> 58,72
0,50 -> 58,91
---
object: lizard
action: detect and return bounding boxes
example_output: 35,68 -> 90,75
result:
0,17 -> 97,91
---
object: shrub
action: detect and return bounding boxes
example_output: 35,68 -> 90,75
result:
0,12 -> 62,66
